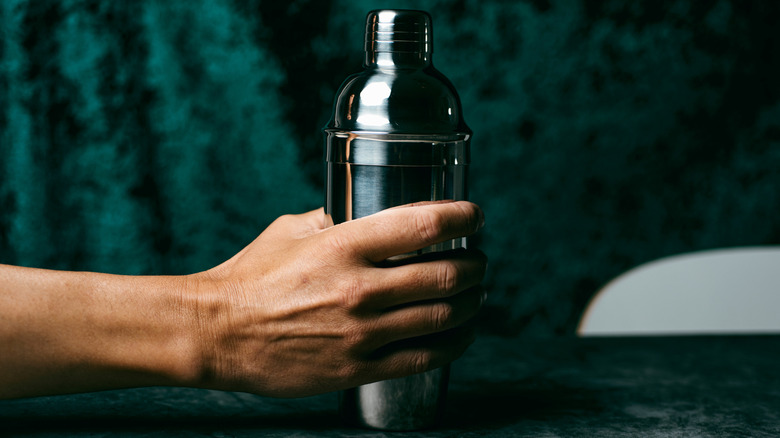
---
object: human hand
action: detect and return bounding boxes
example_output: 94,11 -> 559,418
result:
188,201 -> 486,397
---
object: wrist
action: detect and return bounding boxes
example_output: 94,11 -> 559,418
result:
73,273 -> 204,392
178,268 -> 234,392
146,273 -> 205,388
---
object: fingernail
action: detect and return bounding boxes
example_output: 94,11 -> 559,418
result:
476,208 -> 485,231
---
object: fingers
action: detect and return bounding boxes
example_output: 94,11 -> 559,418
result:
330,201 -> 484,263
344,252 -> 487,370
365,249 -> 488,308
369,286 -> 486,347
358,325 -> 477,383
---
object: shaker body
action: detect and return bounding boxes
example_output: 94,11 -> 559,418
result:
325,132 -> 468,228
323,9 -> 471,430
339,363 -> 450,430
325,131 -> 468,430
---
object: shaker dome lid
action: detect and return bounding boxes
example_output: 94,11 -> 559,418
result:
365,10 -> 433,55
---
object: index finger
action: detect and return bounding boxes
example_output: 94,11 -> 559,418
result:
334,201 -> 484,262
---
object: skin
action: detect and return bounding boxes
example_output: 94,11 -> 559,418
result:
0,201 -> 486,399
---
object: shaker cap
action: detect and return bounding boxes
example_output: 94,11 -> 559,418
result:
365,10 -> 432,55
326,9 -> 470,137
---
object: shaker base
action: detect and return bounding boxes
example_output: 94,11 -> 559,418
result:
339,366 -> 449,430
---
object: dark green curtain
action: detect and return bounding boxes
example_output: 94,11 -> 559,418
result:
1,0 -> 778,336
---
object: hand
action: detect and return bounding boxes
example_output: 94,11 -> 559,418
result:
0,201 -> 485,400
189,201 -> 487,397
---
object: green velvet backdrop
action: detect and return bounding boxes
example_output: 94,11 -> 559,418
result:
1,0 -> 778,336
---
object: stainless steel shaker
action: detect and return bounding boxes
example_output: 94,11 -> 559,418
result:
324,9 -> 471,430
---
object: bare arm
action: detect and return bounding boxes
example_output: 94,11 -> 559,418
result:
0,201 -> 486,399
0,267 -> 199,398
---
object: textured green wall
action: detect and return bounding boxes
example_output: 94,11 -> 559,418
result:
1,0 -> 778,336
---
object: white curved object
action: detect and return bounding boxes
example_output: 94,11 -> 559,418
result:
578,247 -> 780,336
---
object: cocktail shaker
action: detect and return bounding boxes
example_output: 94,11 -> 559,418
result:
324,9 -> 471,430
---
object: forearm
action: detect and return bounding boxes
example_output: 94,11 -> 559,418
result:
0,264 -> 200,399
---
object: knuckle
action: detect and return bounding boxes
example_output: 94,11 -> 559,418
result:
411,351 -> 433,375
414,209 -> 445,243
338,359 -> 364,381
430,302 -> 454,332
336,274 -> 367,311
342,321 -> 370,350
437,262 -> 461,296
324,231 -> 356,258
271,213 -> 295,226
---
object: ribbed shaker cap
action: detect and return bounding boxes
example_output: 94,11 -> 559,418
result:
365,10 -> 432,54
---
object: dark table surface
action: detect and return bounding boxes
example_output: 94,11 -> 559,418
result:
2,335 -> 779,437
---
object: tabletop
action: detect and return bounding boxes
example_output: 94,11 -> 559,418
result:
2,335 -> 779,437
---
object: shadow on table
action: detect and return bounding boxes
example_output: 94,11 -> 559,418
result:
3,410 -> 341,434
0,389 -> 342,434
3,385 -> 606,434
445,379 -> 607,429
2,384 -> 607,434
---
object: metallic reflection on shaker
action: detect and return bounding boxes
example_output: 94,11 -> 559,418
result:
324,9 -> 471,430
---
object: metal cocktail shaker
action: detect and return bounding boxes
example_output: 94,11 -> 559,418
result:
324,10 -> 471,430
